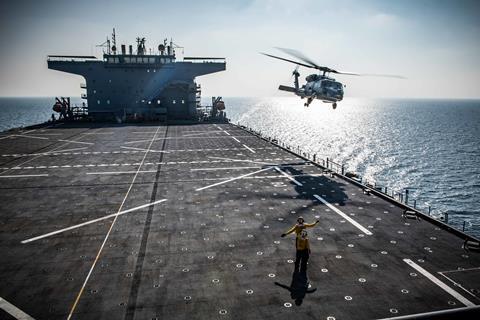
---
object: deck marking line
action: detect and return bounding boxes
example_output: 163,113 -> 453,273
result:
49,147 -> 88,153
196,167 -> 273,191
191,166 -> 261,171
66,126 -> 161,320
403,258 -> 475,306
120,146 -> 169,153
223,130 -> 231,136
208,156 -> 274,166
58,139 -> 94,145
313,194 -> 373,235
182,132 -> 220,137
21,199 -> 167,244
12,134 -> 49,140
0,174 -> 48,178
438,272 -> 480,299
0,297 -> 35,320
243,144 -> 255,153
231,136 -> 241,143
86,170 -> 157,175
274,167 -> 303,186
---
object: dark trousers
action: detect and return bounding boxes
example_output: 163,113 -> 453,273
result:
295,249 -> 309,273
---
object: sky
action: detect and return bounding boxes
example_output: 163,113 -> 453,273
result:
0,0 -> 479,98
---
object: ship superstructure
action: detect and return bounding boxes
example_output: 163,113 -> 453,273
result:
47,30 -> 225,121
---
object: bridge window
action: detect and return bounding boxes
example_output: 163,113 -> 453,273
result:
181,100 -> 185,104
172,100 -> 176,104
107,100 -> 110,105
97,100 -> 100,104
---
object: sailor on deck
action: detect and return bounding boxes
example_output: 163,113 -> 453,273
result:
281,217 -> 319,273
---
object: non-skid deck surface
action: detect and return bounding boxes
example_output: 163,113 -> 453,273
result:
0,123 -> 479,320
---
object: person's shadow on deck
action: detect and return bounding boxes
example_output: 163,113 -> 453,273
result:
275,269 -> 317,306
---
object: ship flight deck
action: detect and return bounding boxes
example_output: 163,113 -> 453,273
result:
0,122 -> 479,320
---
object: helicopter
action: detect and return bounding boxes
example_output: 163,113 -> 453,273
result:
261,48 -> 404,108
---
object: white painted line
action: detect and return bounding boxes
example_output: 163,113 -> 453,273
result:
13,134 -> 49,140
196,167 -> 273,191
27,133 -> 61,136
223,130 -> 231,136
124,138 -> 161,144
403,259 -> 475,306
0,296 -> 35,320
0,174 -> 48,178
243,144 -> 255,153
231,136 -> 241,143
182,132 -> 220,137
49,147 -> 88,153
191,166 -> 261,171
0,135 -> 12,140
313,194 -> 373,235
58,139 -> 94,145
131,131 -> 158,134
439,266 -> 480,274
274,167 -> 303,186
208,156 -> 273,166
66,126 -> 162,320
120,146 -> 169,153
86,170 -> 157,175
21,199 -> 167,244
438,272 -> 480,299
0,128 -> 103,176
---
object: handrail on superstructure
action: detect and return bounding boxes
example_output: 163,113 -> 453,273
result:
47,55 -> 99,62
183,57 -> 226,63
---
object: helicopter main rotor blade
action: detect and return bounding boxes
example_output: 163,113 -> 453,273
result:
359,73 -> 406,79
334,71 -> 406,79
260,52 -> 315,69
275,47 -> 321,69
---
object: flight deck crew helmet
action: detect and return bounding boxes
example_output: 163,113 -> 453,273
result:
297,216 -> 304,224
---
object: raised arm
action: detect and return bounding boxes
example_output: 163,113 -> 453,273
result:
304,220 -> 320,228
281,225 -> 297,237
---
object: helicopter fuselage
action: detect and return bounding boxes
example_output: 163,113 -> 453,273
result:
300,74 -> 344,103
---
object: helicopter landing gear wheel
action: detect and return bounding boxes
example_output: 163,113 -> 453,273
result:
332,102 -> 337,110
305,97 -> 313,107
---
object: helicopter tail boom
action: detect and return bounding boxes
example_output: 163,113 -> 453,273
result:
278,85 -> 297,93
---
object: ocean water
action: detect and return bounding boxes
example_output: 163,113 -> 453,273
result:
0,97 -> 83,132
1,97 -> 479,237
224,97 -> 480,237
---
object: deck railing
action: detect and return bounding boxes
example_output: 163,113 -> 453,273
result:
234,121 -> 475,236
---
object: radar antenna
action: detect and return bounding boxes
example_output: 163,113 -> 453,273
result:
111,28 -> 117,54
